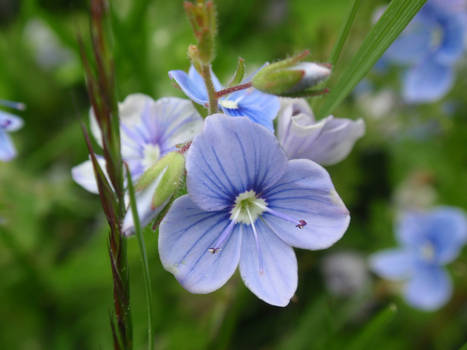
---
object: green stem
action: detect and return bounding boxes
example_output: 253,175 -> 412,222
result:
329,0 -> 362,66
201,64 -> 219,115
125,166 -> 154,350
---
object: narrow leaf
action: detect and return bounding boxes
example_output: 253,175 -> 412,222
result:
318,0 -> 427,117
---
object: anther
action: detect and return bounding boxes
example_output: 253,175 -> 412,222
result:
296,219 -> 307,229
208,247 -> 221,254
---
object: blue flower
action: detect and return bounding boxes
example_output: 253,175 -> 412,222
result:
158,114 -> 350,306
0,101 -> 24,162
277,99 -> 365,165
72,94 -> 203,234
168,65 -> 280,131
382,0 -> 467,103
370,207 -> 467,310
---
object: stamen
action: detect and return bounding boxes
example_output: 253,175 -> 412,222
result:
246,207 -> 264,274
208,216 -> 237,254
0,120 -> 12,129
254,202 -> 307,230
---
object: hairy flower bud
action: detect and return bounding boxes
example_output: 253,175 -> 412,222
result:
251,50 -> 331,97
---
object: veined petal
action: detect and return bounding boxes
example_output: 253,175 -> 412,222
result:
0,111 -> 24,132
402,59 -> 453,103
404,265 -> 452,311
186,115 -> 288,211
71,157 -> 107,194
239,219 -> 297,307
262,159 -> 350,250
369,249 -> 414,280
122,167 -> 168,236
159,195 -> 241,294
0,130 -> 17,161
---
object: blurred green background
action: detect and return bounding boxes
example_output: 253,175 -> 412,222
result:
1,0 -> 467,349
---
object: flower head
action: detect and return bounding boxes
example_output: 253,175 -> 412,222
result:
158,114 -> 350,306
370,207 -> 467,310
0,100 -> 25,162
382,0 -> 467,102
277,99 -> 365,165
72,94 -> 203,234
169,65 -> 280,131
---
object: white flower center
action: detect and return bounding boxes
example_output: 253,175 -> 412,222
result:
219,99 -> 239,109
142,144 -> 161,171
230,190 -> 267,224
420,242 -> 435,261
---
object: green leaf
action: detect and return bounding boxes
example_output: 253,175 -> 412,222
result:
459,341 -> 467,350
318,0 -> 427,118
347,304 -> 397,350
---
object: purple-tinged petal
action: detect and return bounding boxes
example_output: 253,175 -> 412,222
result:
277,98 -> 315,137
402,59 -> 453,103
186,115 -> 288,211
71,157 -> 107,194
369,249 -> 414,280
159,195 -> 241,293
404,265 -> 452,311
239,219 -> 297,307
220,88 -> 280,131
0,130 -> 17,161
262,159 -> 350,250
169,65 -> 223,106
122,167 -> 168,236
0,111 -> 24,132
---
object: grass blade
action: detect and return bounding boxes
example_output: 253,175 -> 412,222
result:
329,0 -> 362,66
125,165 -> 154,350
318,0 -> 427,118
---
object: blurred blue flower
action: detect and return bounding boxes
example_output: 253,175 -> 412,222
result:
158,114 -> 350,306
169,65 -> 280,131
277,99 -> 365,165
0,100 -> 25,162
72,94 -> 203,234
382,0 -> 467,103
370,207 -> 467,310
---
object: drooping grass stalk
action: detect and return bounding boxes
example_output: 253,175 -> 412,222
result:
125,165 -> 154,350
329,0 -> 362,67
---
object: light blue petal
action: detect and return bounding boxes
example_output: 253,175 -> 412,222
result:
158,195 -> 241,294
402,59 -> 453,103
0,110 -> 24,132
168,65 -> 223,106
0,130 -> 17,161
384,15 -> 434,65
71,157 -> 108,194
396,210 -> 428,247
220,88 -> 280,131
435,13 -> 466,65
424,206 -> 467,264
239,219 -> 297,307
186,115 -> 288,211
404,265 -> 452,311
369,249 -> 414,280
262,159 -> 350,250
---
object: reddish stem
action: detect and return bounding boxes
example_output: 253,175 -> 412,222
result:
215,82 -> 252,98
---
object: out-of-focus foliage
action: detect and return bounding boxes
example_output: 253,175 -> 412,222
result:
0,0 -> 466,349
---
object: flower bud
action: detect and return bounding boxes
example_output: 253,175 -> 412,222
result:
251,50 -> 332,96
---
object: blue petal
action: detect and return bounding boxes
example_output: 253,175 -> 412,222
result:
71,157 -> 108,194
396,211 -> 429,247
168,65 -> 223,106
239,219 -> 297,307
0,110 -> 24,132
0,130 -> 17,161
384,14 -> 434,65
369,249 -> 414,280
158,195 -> 241,293
186,115 -> 288,211
435,13 -> 466,65
220,88 -> 280,131
262,159 -> 350,250
404,265 -> 452,311
423,206 -> 467,264
402,59 -> 453,103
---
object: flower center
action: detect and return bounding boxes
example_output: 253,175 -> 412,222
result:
219,99 -> 239,109
420,242 -> 435,262
142,144 -> 161,171
230,190 -> 267,225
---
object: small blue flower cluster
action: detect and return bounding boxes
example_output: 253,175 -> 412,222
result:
0,100 -> 24,162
